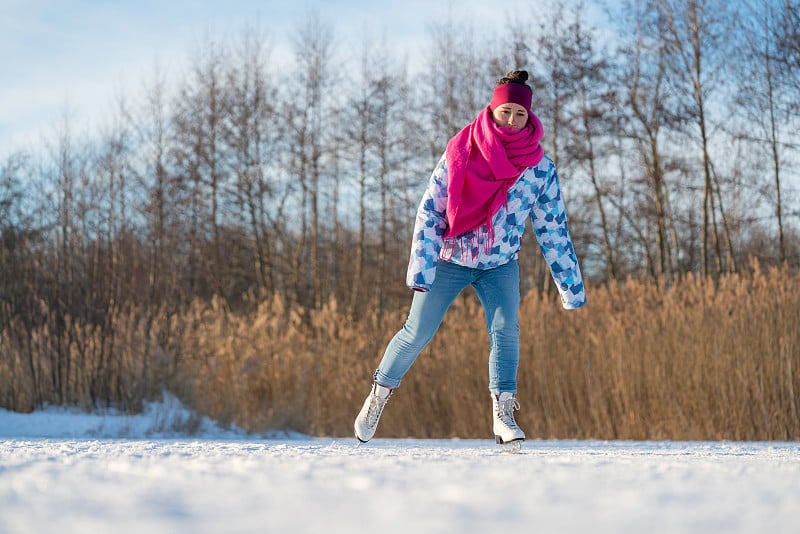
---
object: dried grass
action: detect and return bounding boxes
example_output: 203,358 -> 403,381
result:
2,264 -> 798,440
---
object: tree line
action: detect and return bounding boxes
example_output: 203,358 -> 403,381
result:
0,0 -> 798,410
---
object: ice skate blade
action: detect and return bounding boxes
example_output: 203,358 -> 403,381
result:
495,436 -> 524,454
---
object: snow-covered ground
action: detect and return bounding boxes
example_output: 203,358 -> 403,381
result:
1,399 -> 799,534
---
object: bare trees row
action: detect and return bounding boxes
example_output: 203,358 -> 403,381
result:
1,0 -> 799,334
521,0 -> 800,285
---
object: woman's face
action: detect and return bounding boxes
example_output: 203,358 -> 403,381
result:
491,103 -> 528,130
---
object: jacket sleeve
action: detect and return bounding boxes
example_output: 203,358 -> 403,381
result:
530,164 -> 587,309
406,154 -> 449,291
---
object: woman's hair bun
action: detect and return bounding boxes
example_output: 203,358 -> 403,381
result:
505,70 -> 528,83
496,70 -> 530,87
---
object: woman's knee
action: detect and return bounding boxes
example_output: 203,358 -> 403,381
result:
398,321 -> 436,350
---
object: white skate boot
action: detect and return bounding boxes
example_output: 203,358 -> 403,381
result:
354,383 -> 393,443
493,392 -> 525,453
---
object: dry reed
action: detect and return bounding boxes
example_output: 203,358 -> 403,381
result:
1,264 -> 798,440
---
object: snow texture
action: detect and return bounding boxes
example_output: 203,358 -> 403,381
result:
1,399 -> 799,534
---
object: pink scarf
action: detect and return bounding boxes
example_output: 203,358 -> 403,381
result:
444,107 -> 544,240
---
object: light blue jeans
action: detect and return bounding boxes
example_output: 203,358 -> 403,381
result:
374,259 -> 520,394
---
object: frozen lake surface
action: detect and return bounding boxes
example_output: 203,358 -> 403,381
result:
1,402 -> 798,533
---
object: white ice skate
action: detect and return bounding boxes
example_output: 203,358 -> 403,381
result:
493,392 -> 525,453
354,383 -> 393,444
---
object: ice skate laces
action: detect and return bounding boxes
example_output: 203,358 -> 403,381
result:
365,390 -> 391,429
496,396 -> 521,430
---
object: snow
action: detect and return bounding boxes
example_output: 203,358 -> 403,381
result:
1,399 -> 799,534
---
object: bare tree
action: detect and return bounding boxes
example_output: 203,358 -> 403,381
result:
50,115 -> 78,404
776,0 -> 800,92
225,27 -> 280,295
390,62 -> 431,310
132,66 -> 174,401
344,38 -> 375,319
533,1 -> 575,167
138,68 -> 172,309
618,0 -> 680,283
657,0 -> 735,276
0,154 -> 29,319
341,34 -> 412,318
562,6 -> 618,280
288,11 -> 337,310
171,37 -> 230,303
421,13 -> 494,165
735,0 -> 794,263
0,153 -> 40,408
373,63 -> 413,316
90,95 -> 136,405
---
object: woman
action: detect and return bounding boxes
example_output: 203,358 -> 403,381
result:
354,70 -> 586,451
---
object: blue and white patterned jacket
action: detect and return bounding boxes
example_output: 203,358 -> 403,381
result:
406,152 -> 586,309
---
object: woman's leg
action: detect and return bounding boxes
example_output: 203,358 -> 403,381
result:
373,261 -> 470,388
471,260 -> 521,394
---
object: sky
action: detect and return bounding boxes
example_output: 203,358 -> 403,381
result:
0,0 -> 545,157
